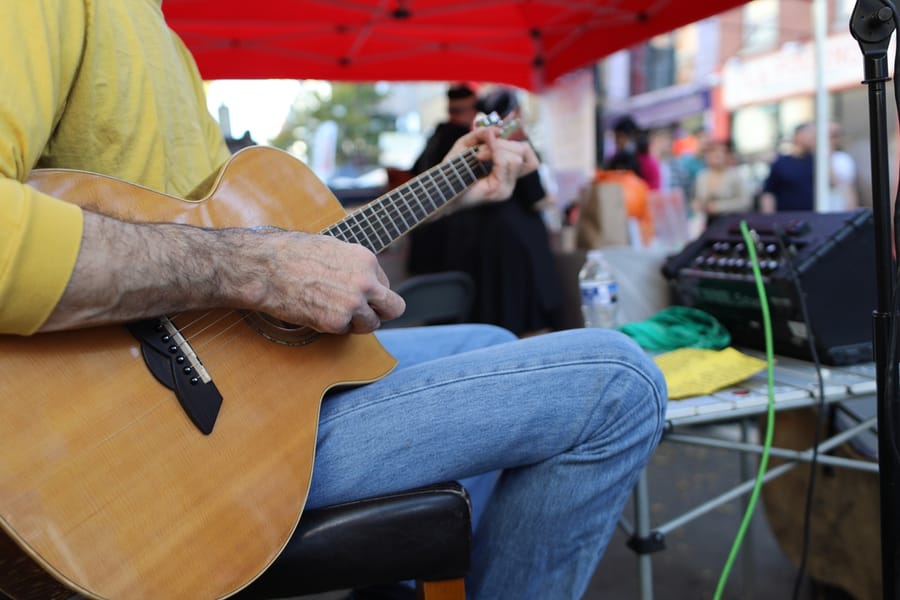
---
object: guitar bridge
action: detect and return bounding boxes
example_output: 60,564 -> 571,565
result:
127,317 -> 223,435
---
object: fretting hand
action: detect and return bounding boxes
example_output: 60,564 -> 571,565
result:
448,126 -> 540,208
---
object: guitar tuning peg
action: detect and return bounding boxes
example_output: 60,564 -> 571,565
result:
474,113 -> 526,145
475,111 -> 503,128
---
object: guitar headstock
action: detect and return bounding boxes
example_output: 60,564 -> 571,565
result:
475,112 -> 526,142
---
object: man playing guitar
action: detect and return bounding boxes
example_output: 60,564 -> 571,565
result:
0,2 -> 666,599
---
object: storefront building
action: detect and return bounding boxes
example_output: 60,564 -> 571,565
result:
600,0 -> 880,207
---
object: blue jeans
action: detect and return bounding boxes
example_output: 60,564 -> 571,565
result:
306,324 -> 667,599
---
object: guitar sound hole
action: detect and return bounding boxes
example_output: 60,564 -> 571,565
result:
243,311 -> 320,346
264,316 -> 302,329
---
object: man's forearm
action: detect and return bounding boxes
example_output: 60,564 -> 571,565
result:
39,211 -> 262,332
39,209 -> 405,335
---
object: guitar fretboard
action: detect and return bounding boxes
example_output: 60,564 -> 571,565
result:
323,148 -> 488,254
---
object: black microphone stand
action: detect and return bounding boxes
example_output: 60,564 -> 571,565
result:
850,1 -> 900,598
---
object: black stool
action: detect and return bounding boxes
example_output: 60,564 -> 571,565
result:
233,482 -> 471,600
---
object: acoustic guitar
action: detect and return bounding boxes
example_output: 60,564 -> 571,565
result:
0,124 -> 509,599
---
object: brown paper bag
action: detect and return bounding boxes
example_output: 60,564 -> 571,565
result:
575,180 -> 629,249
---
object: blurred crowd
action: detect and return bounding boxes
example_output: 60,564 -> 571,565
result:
384,82 -> 865,337
590,115 -> 860,247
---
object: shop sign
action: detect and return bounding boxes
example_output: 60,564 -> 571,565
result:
721,32 -> 889,109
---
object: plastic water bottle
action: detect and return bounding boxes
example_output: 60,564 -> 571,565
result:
579,250 -> 619,328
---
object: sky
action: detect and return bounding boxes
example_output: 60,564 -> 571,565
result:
205,79 -> 303,144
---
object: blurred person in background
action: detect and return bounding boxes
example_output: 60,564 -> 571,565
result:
405,82 -> 480,276
827,122 -> 858,212
636,130 -> 662,191
449,87 -> 564,337
604,115 -> 644,179
759,122 -> 815,213
669,126 -> 707,207
691,138 -> 753,227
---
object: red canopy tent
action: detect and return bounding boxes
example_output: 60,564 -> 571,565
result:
163,0 -> 750,92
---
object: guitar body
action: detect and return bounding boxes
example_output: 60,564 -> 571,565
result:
0,147 -> 397,599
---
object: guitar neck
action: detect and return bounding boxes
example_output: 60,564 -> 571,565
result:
323,148 -> 488,254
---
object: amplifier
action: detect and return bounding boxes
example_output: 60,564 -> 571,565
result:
662,209 -> 876,365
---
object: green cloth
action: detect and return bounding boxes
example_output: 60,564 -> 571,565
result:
618,306 -> 731,352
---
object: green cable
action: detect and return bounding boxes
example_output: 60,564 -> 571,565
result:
711,221 -> 777,600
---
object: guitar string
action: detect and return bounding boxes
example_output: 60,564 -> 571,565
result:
382,158 -> 480,240
190,311 -> 254,353
165,310 -> 234,346
171,309 -> 237,340
166,149 -> 487,359
332,151 -> 485,253
167,310 -> 265,365
155,310 -> 247,362
165,310 -> 206,333
373,151 -> 483,234
327,153 -> 478,249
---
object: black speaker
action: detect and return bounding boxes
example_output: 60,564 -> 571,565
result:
662,209 -> 876,365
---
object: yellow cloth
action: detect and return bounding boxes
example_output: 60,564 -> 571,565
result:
0,0 -> 230,334
653,347 -> 768,400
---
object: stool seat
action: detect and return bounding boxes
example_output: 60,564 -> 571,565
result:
233,482 -> 471,599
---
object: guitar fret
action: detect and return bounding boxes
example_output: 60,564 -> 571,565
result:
360,215 -> 380,248
337,215 -> 355,244
345,217 -> 366,246
443,161 -> 462,191
436,156 -> 470,199
431,167 -> 450,203
332,221 -> 351,243
344,216 -> 364,245
394,188 -> 416,231
386,192 -> 407,239
370,206 -> 396,248
436,169 -> 451,200
411,176 -> 429,212
402,186 -> 424,224
460,156 -> 478,181
436,167 -> 455,198
415,177 -> 437,213
449,162 -> 468,188
359,216 -> 384,250
372,188 -> 403,240
391,188 -> 416,228
359,210 -> 389,250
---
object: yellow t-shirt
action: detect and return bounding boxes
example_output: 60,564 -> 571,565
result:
0,0 -> 231,334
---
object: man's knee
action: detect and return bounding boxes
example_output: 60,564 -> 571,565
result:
565,328 -> 667,445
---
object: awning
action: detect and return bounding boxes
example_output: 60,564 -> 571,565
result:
605,82 -> 713,129
162,0 -> 751,92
